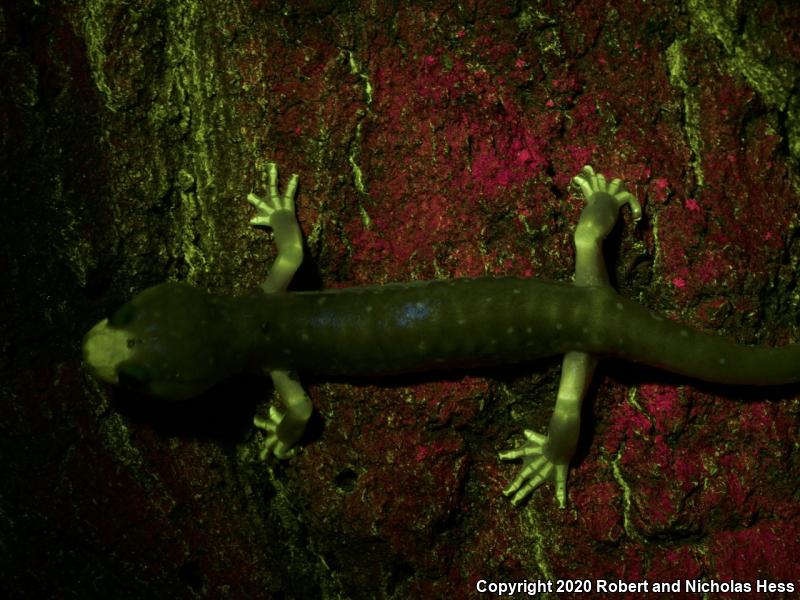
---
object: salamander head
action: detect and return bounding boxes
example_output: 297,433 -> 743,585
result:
82,283 -> 249,400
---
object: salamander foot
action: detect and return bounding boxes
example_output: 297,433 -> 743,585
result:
247,162 -> 299,228
572,164 -> 641,221
499,429 -> 568,508
254,406 -> 296,460
247,162 -> 304,293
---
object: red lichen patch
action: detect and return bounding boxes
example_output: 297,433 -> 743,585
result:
634,483 -> 683,532
646,545 -> 704,587
652,64 -> 795,306
693,297 -> 731,327
638,383 -> 689,436
571,481 -> 624,542
736,401 -> 796,454
333,10 -> 593,284
707,522 -> 800,584
408,376 -> 490,428
341,425 -> 467,569
600,398 -> 653,456
671,444 -> 706,492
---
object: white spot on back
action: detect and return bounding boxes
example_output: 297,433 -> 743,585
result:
718,357 -> 726,365
680,330 -> 689,337
556,323 -> 563,331
317,297 -> 327,305
507,327 -> 514,334
366,305 -> 373,313
301,332 -> 309,341
616,302 -> 623,310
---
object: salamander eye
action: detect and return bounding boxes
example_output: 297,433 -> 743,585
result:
109,302 -> 136,327
117,362 -> 150,391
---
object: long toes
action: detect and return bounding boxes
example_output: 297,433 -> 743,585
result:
523,430 -> 546,444
259,437 -> 277,460
499,448 -> 528,460
268,162 -> 280,201
618,191 -> 642,220
555,464 -> 568,508
284,174 -> 299,203
502,478 -> 521,497
510,475 -> 545,505
575,179 -> 593,201
503,464 -> 533,496
527,454 -> 548,471
253,415 -> 277,432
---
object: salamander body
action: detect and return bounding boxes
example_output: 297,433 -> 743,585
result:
82,164 -> 800,507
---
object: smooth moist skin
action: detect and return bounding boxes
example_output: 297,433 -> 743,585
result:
82,163 -> 800,508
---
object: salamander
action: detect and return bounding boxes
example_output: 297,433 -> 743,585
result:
82,164 -> 800,508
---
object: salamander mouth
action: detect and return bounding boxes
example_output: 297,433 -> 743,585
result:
82,318 -> 133,385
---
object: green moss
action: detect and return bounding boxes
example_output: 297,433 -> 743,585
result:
686,0 -> 798,158
74,0 -> 257,286
665,40 -> 704,186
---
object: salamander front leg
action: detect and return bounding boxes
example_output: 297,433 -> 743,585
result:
500,347 -> 597,507
247,164 -> 311,459
247,162 -> 303,293
253,370 -> 312,459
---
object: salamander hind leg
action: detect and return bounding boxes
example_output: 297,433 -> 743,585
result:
499,352 -> 596,508
572,164 -> 641,222
570,165 -> 642,287
499,430 -> 569,508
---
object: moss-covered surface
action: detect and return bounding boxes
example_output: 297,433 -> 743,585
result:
2,1 -> 800,598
